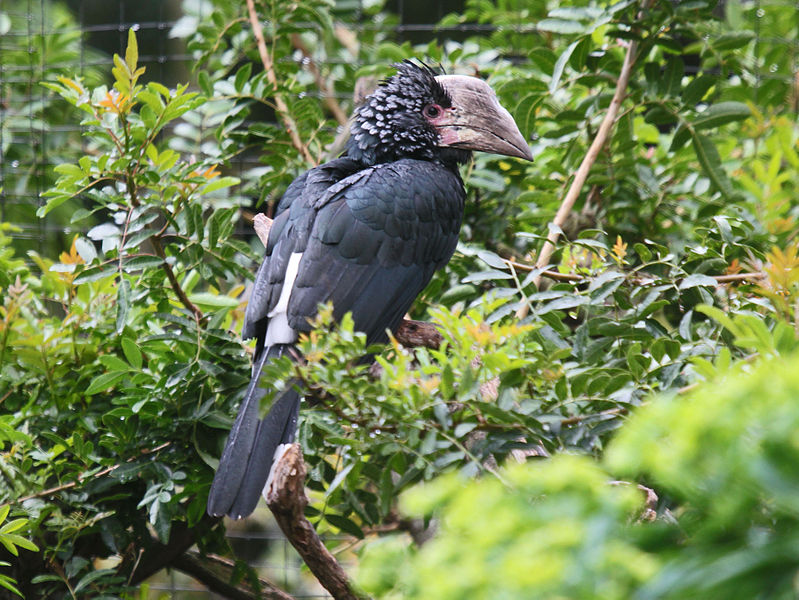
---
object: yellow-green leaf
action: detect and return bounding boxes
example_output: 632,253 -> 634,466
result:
125,28 -> 138,73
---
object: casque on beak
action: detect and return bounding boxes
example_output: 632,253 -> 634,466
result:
434,74 -> 534,162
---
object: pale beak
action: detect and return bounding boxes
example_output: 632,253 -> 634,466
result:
434,74 -> 534,161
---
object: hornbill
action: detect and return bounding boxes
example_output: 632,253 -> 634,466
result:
207,61 -> 533,520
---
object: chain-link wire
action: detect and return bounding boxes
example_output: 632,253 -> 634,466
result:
1,0 -> 798,597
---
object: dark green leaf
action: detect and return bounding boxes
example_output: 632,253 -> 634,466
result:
690,131 -> 735,200
325,514 -> 364,539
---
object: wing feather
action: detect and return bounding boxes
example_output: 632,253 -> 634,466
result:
287,158 -> 465,343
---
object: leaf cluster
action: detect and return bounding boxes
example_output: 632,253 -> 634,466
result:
360,351 -> 799,599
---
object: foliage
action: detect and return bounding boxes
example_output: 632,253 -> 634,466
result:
0,1 -> 105,257
359,352 -> 799,599
2,30 -> 248,597
3,0 -> 799,596
0,505 -> 38,597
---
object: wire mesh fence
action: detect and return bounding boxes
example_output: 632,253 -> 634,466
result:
2,0 -> 798,597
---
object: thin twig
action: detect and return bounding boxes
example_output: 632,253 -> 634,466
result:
504,259 -> 585,281
507,255 -> 767,286
517,0 -> 651,318
560,407 -> 627,426
151,235 -> 204,321
16,442 -> 171,503
245,0 -> 316,165
713,271 -> 767,283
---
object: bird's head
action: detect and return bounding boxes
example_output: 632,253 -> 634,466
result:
347,61 -> 533,166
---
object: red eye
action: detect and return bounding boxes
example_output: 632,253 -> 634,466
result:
423,104 -> 442,119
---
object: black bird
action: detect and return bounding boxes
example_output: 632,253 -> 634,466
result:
207,62 -> 532,519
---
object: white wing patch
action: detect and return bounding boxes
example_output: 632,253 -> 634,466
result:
264,252 -> 302,347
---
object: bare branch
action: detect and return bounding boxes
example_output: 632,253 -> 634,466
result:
245,0 -> 316,165
173,551 -> 295,600
394,319 -> 443,349
129,514 -> 219,585
265,444 -> 371,600
16,442 -> 171,503
713,271 -> 767,283
253,212 -> 273,247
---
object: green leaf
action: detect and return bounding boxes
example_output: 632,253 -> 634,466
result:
682,74 -> 716,105
54,163 -> 85,179
692,102 -> 751,131
660,56 -> 684,97
325,463 -> 355,498
568,36 -> 591,71
0,13 -> 10,36
86,371 -> 126,395
234,63 -> 252,93
712,30 -> 754,51
695,304 -> 743,338
121,337 -> 143,369
476,250 -> 508,270
74,569 -> 117,594
187,292 -> 239,309
73,265 -> 115,285
0,518 -> 25,534
538,19 -> 588,34
198,70 -> 212,95
122,255 -> 164,271
200,176 -> 240,195
515,93 -> 543,140
550,39 -> 581,93
0,575 -> 23,598
325,514 -> 364,539
116,279 -> 130,334
690,131 -> 735,200
125,29 -> 138,73
36,193 -> 72,217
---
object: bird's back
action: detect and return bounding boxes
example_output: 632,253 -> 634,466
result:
245,157 -> 465,353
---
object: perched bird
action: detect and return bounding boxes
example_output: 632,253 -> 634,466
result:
207,61 -> 532,519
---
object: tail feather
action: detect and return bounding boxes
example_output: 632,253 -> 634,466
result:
228,385 -> 301,519
207,345 -> 300,519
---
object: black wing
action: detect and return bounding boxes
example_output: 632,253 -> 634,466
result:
288,158 -> 465,343
242,157 -> 363,352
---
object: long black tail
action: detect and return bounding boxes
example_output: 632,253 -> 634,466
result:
207,344 -> 301,519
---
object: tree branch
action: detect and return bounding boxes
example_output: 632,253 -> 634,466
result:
129,513 -> 219,585
517,0 -> 651,318
15,442 -> 171,503
151,235 -> 204,321
172,551 -> 295,600
713,271 -> 767,283
265,444 -> 371,600
394,319 -> 443,349
245,0 -> 316,165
